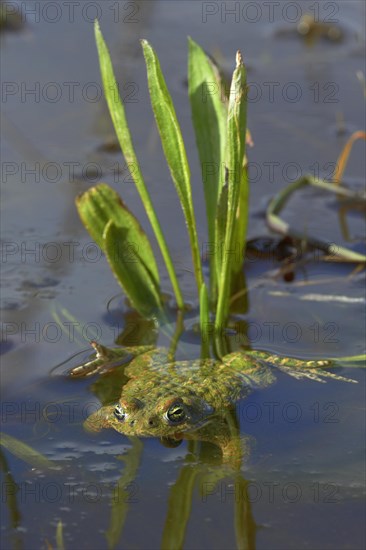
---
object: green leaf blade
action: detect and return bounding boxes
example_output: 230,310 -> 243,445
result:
188,38 -> 227,230
215,182 -> 228,284
141,39 -> 191,211
76,183 -> 163,318
76,183 -> 160,288
141,39 -> 204,293
232,166 -> 249,276
104,221 -> 163,319
94,20 -> 138,171
188,38 -> 228,301
94,21 -> 184,309
215,52 -> 248,332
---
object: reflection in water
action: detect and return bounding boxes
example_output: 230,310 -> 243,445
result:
105,437 -> 143,549
106,432 -> 257,550
160,445 -> 257,550
0,1 -> 24,33
0,448 -> 21,530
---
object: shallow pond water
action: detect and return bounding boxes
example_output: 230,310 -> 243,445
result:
1,1 -> 365,549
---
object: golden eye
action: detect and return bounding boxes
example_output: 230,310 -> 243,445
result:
166,403 -> 186,423
114,404 -> 126,421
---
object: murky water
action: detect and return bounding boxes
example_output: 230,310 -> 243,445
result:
1,1 -> 365,549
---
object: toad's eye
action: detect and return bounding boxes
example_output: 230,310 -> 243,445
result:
166,403 -> 186,423
114,404 -> 126,421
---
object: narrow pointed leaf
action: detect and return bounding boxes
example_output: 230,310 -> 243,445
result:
141,39 -> 204,293
216,52 -> 248,331
188,38 -> 227,299
104,220 -> 163,318
94,21 -> 184,309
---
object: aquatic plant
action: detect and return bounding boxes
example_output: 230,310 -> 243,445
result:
76,21 -> 365,348
77,21 -> 248,335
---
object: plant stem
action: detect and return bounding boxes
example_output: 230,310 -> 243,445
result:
199,282 -> 210,358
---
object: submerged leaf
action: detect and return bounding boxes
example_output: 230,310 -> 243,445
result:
56,521 -> 65,550
0,432 -> 56,470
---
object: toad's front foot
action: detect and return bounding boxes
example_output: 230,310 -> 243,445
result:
69,341 -> 154,378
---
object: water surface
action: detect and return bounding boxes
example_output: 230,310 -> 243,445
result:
1,1 -> 365,548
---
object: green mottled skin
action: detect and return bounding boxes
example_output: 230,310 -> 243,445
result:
84,350 -> 273,437
71,344 -> 354,451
